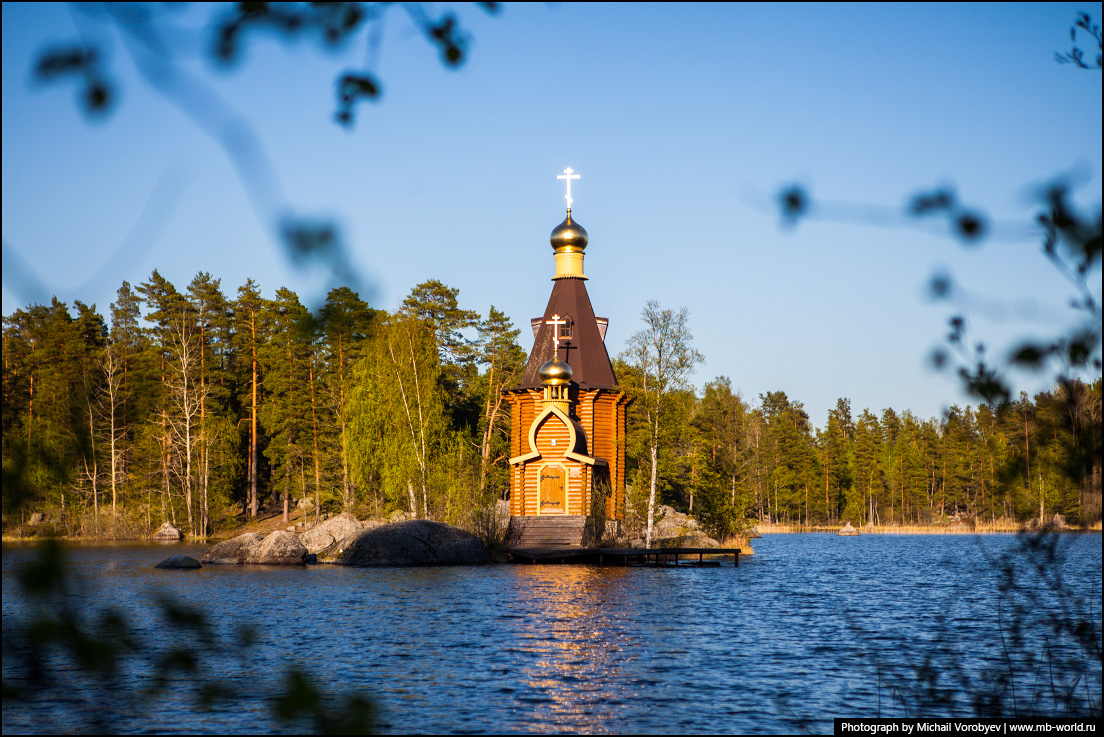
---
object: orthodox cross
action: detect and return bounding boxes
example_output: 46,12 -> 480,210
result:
548,314 -> 568,357
557,167 -> 580,210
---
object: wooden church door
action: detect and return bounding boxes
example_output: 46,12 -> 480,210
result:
539,465 -> 566,514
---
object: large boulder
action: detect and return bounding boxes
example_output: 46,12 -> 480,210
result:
202,532 -> 264,564
299,512 -> 365,554
151,521 -> 182,541
333,520 -> 490,567
656,533 -> 721,549
654,505 -> 701,538
155,555 -> 201,570
838,522 -> 861,536
244,530 -> 308,565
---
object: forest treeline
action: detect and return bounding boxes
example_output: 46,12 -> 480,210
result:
2,271 -> 1101,539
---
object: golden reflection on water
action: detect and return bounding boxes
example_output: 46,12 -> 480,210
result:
504,565 -> 636,733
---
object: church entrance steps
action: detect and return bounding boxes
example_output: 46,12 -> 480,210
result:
507,515 -> 587,548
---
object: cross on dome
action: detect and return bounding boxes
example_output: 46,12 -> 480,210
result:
548,314 -> 568,351
557,167 -> 580,211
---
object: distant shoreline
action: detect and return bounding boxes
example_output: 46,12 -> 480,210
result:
756,520 -> 1102,535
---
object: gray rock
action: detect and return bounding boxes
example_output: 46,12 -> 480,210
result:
654,505 -> 702,538
299,512 -> 364,554
151,521 -> 182,541
202,532 -> 264,564
387,509 -> 414,523
656,533 -> 721,549
28,512 -> 46,525
155,555 -> 201,570
334,520 -> 490,567
244,530 -> 308,565
837,522 -> 860,536
296,496 -> 315,511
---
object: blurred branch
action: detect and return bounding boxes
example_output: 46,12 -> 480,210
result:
21,2 -> 499,307
773,13 -> 1103,410
1055,12 -> 1102,69
2,540 -> 377,734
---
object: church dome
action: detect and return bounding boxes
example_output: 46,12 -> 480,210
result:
550,213 -> 588,252
539,356 -> 573,385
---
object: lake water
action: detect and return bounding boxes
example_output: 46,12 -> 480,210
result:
3,533 -> 1101,734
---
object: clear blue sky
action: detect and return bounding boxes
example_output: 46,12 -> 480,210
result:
3,2 -> 1101,424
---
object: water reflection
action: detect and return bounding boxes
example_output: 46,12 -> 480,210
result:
503,566 -> 636,732
3,535 -> 1101,734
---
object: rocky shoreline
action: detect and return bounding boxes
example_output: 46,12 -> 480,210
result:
176,513 -> 490,568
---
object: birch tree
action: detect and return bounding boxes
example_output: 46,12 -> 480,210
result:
349,313 -> 445,518
621,301 -> 703,548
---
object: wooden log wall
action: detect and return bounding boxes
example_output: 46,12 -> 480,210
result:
506,387 -> 627,519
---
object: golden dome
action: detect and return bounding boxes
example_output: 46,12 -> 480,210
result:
539,356 -> 573,385
550,212 -> 588,253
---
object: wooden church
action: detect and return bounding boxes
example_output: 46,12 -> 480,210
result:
505,169 -> 629,547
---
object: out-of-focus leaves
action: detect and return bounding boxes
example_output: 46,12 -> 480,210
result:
335,72 -> 382,126
1010,343 -> 1050,369
3,542 -> 377,732
906,187 -> 986,244
16,537 -> 66,596
282,219 -> 342,266
957,361 -> 1011,407
929,272 -> 953,299
1066,330 -> 1098,367
34,46 -> 98,79
947,315 -> 965,344
428,14 -> 467,66
274,669 -> 378,735
1055,12 -> 1102,69
779,185 -> 808,224
955,212 -> 985,242
909,188 -> 955,214
33,45 -> 114,116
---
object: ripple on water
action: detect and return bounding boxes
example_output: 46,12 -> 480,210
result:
3,534 -> 1102,734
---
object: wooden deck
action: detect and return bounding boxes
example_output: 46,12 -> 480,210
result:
508,546 -> 741,567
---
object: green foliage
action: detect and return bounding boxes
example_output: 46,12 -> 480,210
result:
2,540 -> 377,733
3,271 -> 531,536
3,266 -> 1099,537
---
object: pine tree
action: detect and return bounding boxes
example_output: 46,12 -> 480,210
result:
261,288 -> 314,523
319,286 -> 374,511
472,306 -> 525,499
137,271 -> 184,526
232,279 -> 268,519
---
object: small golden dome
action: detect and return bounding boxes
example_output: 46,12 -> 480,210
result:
539,356 -> 573,385
550,212 -> 588,252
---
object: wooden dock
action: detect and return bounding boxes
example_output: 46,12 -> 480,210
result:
508,546 -> 741,567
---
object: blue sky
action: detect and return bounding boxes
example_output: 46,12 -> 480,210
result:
3,2 -> 1101,424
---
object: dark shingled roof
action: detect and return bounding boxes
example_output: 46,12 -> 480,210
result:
516,279 -> 619,390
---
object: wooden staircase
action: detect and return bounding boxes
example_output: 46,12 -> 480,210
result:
508,515 -> 587,549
